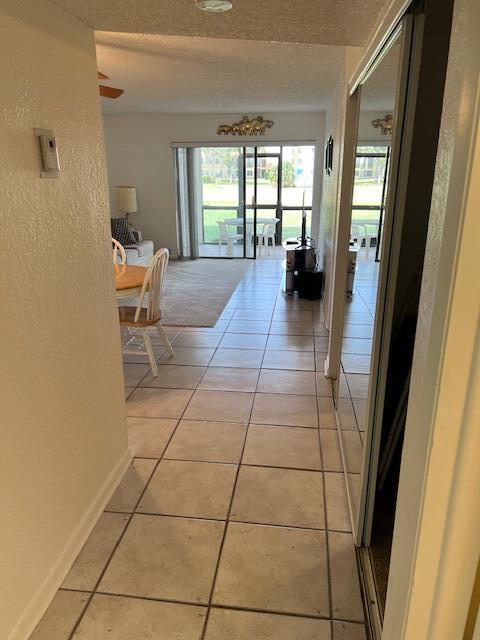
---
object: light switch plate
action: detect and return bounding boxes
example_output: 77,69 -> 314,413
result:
34,127 -> 60,178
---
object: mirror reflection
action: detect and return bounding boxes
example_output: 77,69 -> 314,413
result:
337,38 -> 401,518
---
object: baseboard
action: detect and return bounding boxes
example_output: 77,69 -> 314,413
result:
334,406 -> 381,640
8,447 -> 132,640
333,407 -> 357,537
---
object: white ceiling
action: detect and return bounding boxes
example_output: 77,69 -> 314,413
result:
96,32 -> 349,113
53,0 -> 385,47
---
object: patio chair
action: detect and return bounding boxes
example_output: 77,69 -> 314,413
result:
256,220 -> 278,256
217,220 -> 243,257
351,223 -> 369,255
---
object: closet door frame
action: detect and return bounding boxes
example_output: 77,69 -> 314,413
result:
355,16 -> 416,546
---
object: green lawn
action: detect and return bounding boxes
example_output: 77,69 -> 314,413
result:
202,183 -> 313,208
200,179 -> 382,243
201,209 -> 311,244
201,209 -> 239,243
351,209 -> 381,236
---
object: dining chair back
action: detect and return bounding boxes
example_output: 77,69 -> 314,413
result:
135,248 -> 169,323
119,248 -> 174,377
112,237 -> 127,265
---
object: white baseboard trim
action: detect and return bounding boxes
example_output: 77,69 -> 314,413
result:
8,447 -> 132,640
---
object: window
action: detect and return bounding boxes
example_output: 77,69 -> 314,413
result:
352,145 -> 390,260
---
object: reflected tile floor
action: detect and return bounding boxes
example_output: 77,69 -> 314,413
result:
340,255 -> 378,452
29,259 -> 367,640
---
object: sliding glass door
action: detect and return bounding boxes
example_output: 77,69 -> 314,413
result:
281,145 -> 314,242
175,144 -> 315,259
198,147 -> 244,258
245,147 -> 282,258
352,145 -> 390,262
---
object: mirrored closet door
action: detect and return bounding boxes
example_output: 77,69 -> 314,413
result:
336,30 -> 404,527
333,0 -> 454,625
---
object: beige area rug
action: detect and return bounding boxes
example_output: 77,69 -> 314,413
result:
160,259 -> 250,327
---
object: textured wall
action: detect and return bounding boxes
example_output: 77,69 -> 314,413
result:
383,0 -> 480,634
102,111 -> 325,256
318,48 -> 361,332
0,1 -> 128,638
318,81 -> 348,326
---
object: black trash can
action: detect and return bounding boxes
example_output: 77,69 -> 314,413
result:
297,269 -> 323,300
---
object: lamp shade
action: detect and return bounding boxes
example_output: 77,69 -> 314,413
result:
115,186 -> 137,214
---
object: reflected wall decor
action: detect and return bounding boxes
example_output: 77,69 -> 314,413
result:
325,135 -> 334,175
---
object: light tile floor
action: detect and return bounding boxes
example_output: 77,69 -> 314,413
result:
29,259 -> 367,640
338,254 -> 378,519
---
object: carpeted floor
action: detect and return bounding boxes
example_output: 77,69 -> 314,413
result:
160,259 -> 251,327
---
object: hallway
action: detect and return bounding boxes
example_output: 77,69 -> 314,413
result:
31,259 -> 366,640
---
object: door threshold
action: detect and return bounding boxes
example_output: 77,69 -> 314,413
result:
357,546 -> 383,640
335,411 -> 382,640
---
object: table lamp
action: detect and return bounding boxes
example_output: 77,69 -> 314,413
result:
115,186 -> 137,229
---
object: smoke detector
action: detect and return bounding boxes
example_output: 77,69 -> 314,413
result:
196,1 -> 233,12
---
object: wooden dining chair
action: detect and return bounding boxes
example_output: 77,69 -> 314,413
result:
112,237 -> 127,265
118,248 -> 174,377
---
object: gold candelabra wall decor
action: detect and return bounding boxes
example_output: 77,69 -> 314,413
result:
217,115 -> 274,136
372,114 -> 394,135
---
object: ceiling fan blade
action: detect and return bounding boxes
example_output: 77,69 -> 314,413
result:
99,85 -> 124,99
98,71 -> 109,79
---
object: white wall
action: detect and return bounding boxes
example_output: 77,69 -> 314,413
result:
103,112 -> 325,255
318,80 -> 346,323
383,0 -> 480,634
0,2 -> 128,638
318,48 -> 362,334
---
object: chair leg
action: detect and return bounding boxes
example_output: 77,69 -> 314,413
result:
227,239 -> 233,258
122,326 -> 137,348
142,329 -> 158,377
156,323 -> 174,357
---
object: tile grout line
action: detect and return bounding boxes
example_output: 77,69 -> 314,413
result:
209,601 -> 366,626
199,269 -> 275,640
63,587 -> 366,625
66,332 -> 189,638
65,456 -> 160,639
102,507 -> 353,535
67,344 -> 225,640
66,263 -> 361,638
316,298 -> 336,640
187,318 -> 230,390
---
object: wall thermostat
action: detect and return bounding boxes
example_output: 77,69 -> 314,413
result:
34,128 -> 60,178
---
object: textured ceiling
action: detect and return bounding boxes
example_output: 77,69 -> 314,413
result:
96,32 -> 348,113
53,0 -> 385,47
